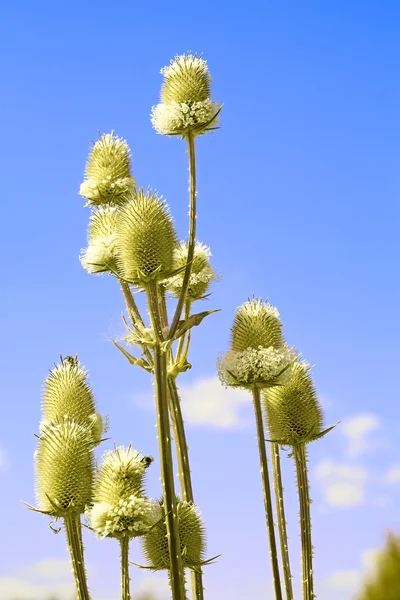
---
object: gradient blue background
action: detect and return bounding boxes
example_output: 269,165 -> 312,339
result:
1,1 -> 399,598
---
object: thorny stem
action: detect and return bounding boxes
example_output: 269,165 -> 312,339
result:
270,443 -> 294,600
168,568 -> 189,600
252,388 -> 283,600
64,512 -> 91,600
146,284 -> 186,600
175,300 -> 192,364
293,444 -> 315,600
120,536 -> 131,600
119,280 -> 154,367
169,132 -> 197,339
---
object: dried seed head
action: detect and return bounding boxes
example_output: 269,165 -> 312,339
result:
165,240 -> 216,301
141,497 -> 206,570
263,362 -> 324,445
230,298 -> 284,352
79,132 -> 135,206
151,54 -> 220,136
160,54 -> 211,104
35,417 -> 95,516
80,206 -> 120,274
115,189 -> 178,284
217,345 -> 297,390
94,446 -> 148,506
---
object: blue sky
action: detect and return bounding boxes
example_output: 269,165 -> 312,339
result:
1,1 -> 400,598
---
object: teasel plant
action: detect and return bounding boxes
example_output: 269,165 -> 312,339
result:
217,298 -> 298,600
23,356 -> 109,600
85,446 -> 159,600
263,362 -> 337,600
355,531 -> 400,600
78,53 -> 222,600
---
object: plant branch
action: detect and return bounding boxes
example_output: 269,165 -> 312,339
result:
119,280 -> 153,366
120,536 -> 131,600
64,512 -> 91,600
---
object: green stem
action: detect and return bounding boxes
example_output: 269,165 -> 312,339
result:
120,536 -> 131,600
252,388 -> 283,600
293,444 -> 315,600
119,280 -> 153,367
64,512 -> 91,600
169,568 -> 189,600
169,132 -> 197,340
270,443 -> 294,600
175,300 -> 191,364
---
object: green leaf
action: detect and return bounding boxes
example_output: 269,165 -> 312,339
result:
112,340 -> 153,373
171,309 -> 221,341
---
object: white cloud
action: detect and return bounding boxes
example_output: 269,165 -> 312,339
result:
178,376 -> 251,428
314,459 -> 368,508
322,569 -> 362,592
341,413 -> 381,459
22,558 -> 72,580
0,576 -> 74,600
134,573 -> 171,599
383,465 -> 400,484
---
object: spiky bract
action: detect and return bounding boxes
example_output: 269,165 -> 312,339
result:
141,497 -> 206,570
35,417 -> 95,516
356,532 -> 400,600
79,133 -> 135,206
263,362 -> 324,445
217,345 -> 296,390
80,206 -> 120,274
115,189 -> 178,284
165,240 -> 215,301
230,299 -> 284,352
151,54 -> 220,136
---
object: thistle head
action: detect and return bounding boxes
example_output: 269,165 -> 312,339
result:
40,356 -> 105,444
263,361 -> 325,446
151,54 -> 220,137
115,189 -> 178,284
79,132 -> 135,206
141,497 -> 206,570
80,206 -> 120,275
230,298 -> 284,352
164,240 -> 216,301
87,496 -> 157,540
35,417 -> 95,517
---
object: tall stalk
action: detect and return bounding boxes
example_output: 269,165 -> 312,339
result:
64,512 -> 91,600
146,279 -> 186,600
270,442 -> 294,600
252,388 -> 283,600
293,444 -> 315,600
120,536 -> 131,600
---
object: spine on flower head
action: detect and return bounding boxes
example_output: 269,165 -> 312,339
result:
115,189 -> 178,284
40,356 -> 105,445
141,497 -> 207,571
164,240 -> 216,301
87,446 -> 156,539
79,132 -> 135,206
80,206 -> 120,275
35,417 -> 95,517
263,361 -> 325,445
151,54 -> 221,137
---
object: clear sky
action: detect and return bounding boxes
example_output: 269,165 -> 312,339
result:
1,1 -> 399,599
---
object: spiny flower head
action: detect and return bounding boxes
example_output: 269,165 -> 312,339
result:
87,496 -> 157,540
80,206 -> 120,275
217,345 -> 297,390
115,189 -> 178,284
263,361 -> 324,446
151,54 -> 220,136
164,240 -> 216,301
94,446 -> 150,506
79,132 -> 135,206
141,497 -> 206,570
40,356 -> 105,444
35,417 -> 95,516
230,298 -> 284,352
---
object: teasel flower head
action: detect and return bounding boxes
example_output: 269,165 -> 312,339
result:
263,361 -> 326,446
115,189 -> 178,285
79,132 -> 135,206
80,206 -> 120,275
164,240 -> 217,301
141,497 -> 207,571
35,417 -> 95,517
86,446 -> 155,539
230,298 -> 284,352
151,54 -> 221,137
40,355 -> 107,445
